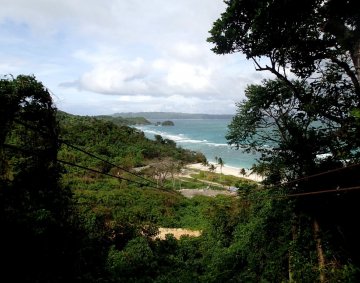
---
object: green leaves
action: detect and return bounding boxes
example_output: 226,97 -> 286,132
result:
0,75 -> 83,282
209,0 -> 360,81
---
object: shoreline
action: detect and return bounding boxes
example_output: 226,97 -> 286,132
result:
186,163 -> 264,182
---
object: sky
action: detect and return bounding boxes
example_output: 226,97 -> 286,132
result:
0,0 -> 267,115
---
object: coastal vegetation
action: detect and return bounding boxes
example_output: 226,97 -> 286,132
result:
94,114 -> 152,126
1,0 -> 360,282
3,73 -> 358,282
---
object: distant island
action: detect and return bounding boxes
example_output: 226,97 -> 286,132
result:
113,112 -> 234,120
155,120 -> 175,126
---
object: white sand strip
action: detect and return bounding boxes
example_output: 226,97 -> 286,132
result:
186,163 -> 264,182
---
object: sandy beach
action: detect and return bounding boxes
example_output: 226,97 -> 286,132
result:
186,163 -> 264,182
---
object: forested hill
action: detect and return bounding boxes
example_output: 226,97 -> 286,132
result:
58,111 -> 152,126
57,111 -> 206,168
2,75 -> 360,282
3,0 -> 360,280
114,112 -> 234,120
94,114 -> 151,125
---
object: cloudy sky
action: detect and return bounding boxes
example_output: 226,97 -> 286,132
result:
0,0 -> 266,115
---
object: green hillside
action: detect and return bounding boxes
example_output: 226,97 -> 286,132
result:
2,76 -> 359,282
94,114 -> 152,126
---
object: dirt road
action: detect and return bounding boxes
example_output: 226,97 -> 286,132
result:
155,228 -> 201,240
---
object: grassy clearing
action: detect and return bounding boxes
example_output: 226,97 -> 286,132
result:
190,170 -> 258,188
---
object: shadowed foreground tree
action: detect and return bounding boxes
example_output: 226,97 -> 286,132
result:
209,0 -> 360,280
0,75 -> 108,282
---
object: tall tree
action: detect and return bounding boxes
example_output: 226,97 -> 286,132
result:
208,0 -> 360,88
0,75 -> 101,282
208,0 -> 360,278
209,0 -> 360,184
227,78 -> 360,182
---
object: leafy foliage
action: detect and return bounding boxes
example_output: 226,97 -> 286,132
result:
57,111 -> 205,177
0,60 -> 359,282
208,0 -> 360,85
0,75 -> 104,282
209,0 -> 360,280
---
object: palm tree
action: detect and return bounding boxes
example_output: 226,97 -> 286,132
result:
208,163 -> 216,173
240,168 -> 247,177
216,156 -> 225,181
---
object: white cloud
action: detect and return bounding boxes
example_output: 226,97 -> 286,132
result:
78,57 -> 151,94
0,0 -> 267,114
166,62 -> 211,91
170,42 -> 204,61
63,47 -> 252,99
0,0 -> 225,44
0,56 -> 27,74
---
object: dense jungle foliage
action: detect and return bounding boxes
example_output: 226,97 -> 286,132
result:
208,0 -> 360,281
2,1 -> 360,281
57,110 -> 205,171
2,74 -> 359,282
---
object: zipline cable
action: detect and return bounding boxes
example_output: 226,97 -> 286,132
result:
275,162 -> 360,188
12,118 -> 158,187
10,118 -> 360,197
2,143 -> 160,190
57,159 -> 157,189
59,139 -> 158,186
242,185 -> 360,202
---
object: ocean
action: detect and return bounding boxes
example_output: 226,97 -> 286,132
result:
135,119 -> 260,169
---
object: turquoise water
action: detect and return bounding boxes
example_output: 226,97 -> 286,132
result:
135,119 -> 260,169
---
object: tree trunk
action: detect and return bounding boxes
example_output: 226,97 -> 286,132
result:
351,40 -> 360,84
288,213 -> 300,283
313,218 -> 326,283
171,173 -> 176,189
288,223 -> 297,282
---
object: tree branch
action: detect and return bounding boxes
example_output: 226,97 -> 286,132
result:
330,56 -> 360,100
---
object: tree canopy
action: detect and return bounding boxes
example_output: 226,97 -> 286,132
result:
209,0 -> 360,278
208,0 -> 360,87
2,74 -> 359,281
0,75 -> 82,281
209,0 -> 360,180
